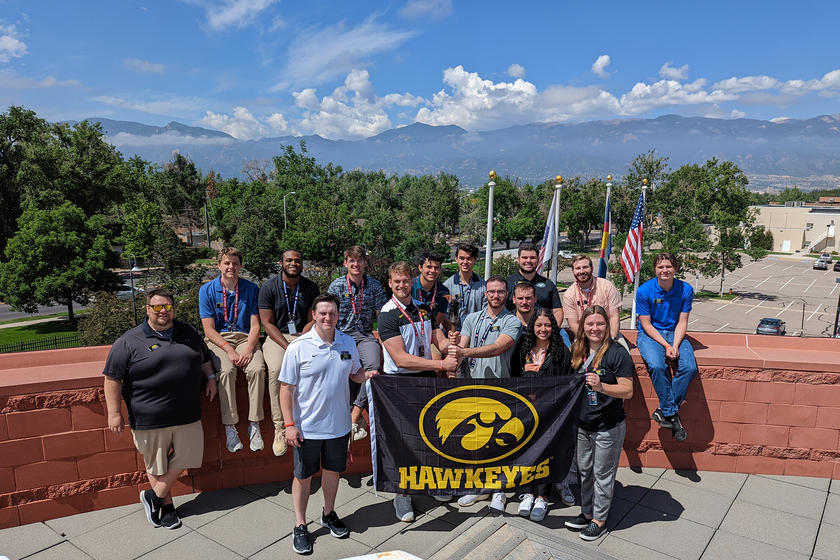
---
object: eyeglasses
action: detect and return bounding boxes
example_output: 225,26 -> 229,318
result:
148,304 -> 174,312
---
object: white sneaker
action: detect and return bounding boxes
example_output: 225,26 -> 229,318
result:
530,497 -> 548,522
351,422 -> 368,441
225,425 -> 243,453
490,492 -> 506,512
457,494 -> 489,507
518,494 -> 534,517
248,422 -> 264,451
394,494 -> 414,522
433,495 -> 452,502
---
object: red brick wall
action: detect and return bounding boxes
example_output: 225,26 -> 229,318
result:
1,334 -> 839,529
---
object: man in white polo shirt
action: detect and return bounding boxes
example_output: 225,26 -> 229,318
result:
279,294 -> 376,555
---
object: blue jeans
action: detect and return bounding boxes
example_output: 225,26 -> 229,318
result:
636,329 -> 697,417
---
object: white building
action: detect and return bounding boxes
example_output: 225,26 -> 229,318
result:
752,204 -> 840,253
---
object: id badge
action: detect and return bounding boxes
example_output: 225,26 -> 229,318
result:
418,346 -> 425,357
287,321 -> 297,334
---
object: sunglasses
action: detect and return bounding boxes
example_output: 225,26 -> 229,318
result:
147,304 -> 174,312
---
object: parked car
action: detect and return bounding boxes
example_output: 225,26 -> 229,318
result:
756,317 -> 786,336
820,252 -> 833,263
558,250 -> 576,259
834,261 -> 840,272
814,259 -> 828,270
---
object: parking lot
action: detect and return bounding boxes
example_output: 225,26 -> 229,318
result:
558,255 -> 840,338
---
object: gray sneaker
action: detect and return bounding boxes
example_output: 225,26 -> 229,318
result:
394,494 -> 414,522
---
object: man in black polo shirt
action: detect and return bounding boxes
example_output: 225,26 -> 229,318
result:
259,248 -> 320,456
103,289 -> 216,530
506,242 -> 567,346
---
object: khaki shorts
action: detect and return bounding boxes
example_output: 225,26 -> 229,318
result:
132,420 -> 204,476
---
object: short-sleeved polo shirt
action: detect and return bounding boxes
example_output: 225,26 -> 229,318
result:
103,320 -> 211,430
198,276 -> 261,333
442,272 -> 486,330
635,278 -> 693,332
562,277 -> 622,327
258,274 -> 320,333
378,298 -> 432,375
461,308 -> 521,379
278,328 -> 360,439
411,277 -> 449,321
327,274 -> 387,334
506,271 -> 561,312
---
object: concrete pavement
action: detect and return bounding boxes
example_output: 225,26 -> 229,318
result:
1,467 -> 838,559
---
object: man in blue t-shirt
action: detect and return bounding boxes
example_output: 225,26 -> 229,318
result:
198,247 -> 265,454
635,252 -> 697,442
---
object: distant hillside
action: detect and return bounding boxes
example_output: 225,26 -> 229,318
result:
85,115 -> 840,190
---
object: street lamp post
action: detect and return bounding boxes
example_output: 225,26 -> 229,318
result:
127,254 -> 142,325
283,191 -> 297,230
484,170 -> 496,280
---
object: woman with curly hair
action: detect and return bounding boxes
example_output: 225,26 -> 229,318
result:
511,307 -> 572,521
564,305 -> 633,541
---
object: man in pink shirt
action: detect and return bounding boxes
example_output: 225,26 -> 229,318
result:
562,255 -> 627,350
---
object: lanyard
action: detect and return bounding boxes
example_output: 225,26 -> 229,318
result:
469,310 -> 503,368
391,297 -> 426,348
282,279 -> 299,320
577,352 -> 596,374
346,275 -> 365,316
416,279 -> 437,310
457,275 -> 471,311
576,279 -> 597,318
528,347 -> 547,370
220,278 -> 239,327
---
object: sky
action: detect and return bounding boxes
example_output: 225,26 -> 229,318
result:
2,0 -> 839,141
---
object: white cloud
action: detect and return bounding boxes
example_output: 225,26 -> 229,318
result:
730,109 -> 746,119
107,132 -> 233,146
399,0 -> 453,20
659,62 -> 689,81
123,58 -> 166,73
292,68 -> 424,139
0,72 -> 79,89
198,106 -> 268,139
266,112 -> 288,134
93,94 -> 215,117
507,64 -> 525,79
713,75 -> 779,93
704,104 -> 746,119
199,0 -> 279,30
769,116 -> 791,123
0,21 -> 27,63
591,55 -> 611,78
618,78 -> 737,114
280,17 -> 416,88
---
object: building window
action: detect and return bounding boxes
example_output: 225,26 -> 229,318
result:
806,223 -> 814,230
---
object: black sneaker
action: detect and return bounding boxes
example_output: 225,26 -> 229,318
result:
292,524 -> 312,554
140,489 -> 162,528
670,415 -> 687,441
160,504 -> 181,530
651,408 -> 674,429
564,513 -> 590,530
320,509 -> 349,538
580,520 -> 607,541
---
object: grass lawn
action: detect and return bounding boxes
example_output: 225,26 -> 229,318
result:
0,320 -> 79,346
0,309 -> 89,326
695,290 -> 738,301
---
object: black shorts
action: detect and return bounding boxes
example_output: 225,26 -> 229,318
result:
293,432 -> 351,479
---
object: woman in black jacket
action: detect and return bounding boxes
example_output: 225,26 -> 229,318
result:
564,305 -> 634,541
512,308 -> 572,522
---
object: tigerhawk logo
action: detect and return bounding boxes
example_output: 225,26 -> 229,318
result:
418,386 -> 538,465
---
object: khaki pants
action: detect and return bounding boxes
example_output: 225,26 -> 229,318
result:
263,334 -> 299,430
206,332 -> 265,425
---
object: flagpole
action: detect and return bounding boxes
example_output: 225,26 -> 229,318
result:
630,178 -> 648,329
550,175 -> 562,283
598,175 -> 612,278
484,170 -> 496,280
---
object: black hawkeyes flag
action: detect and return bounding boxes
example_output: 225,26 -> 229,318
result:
367,375 -> 585,495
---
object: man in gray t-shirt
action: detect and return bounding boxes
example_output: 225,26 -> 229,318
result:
451,275 -> 521,510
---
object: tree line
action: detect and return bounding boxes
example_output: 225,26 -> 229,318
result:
0,104 -> 776,324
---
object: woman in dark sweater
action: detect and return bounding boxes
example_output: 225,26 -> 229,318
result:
511,308 -> 572,521
564,305 -> 634,541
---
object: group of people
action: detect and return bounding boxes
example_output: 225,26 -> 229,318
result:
102,241 -> 698,553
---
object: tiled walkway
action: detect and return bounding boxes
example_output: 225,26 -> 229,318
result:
1,468 -> 838,559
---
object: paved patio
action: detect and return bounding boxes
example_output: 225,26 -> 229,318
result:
1,467 -> 838,559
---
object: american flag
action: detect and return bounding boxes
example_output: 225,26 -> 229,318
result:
620,191 -> 645,283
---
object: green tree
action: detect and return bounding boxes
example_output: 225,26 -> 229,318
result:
78,292 -> 134,346
0,201 -> 116,321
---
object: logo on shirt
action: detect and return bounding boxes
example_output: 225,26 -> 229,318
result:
148,344 -> 161,352
654,298 -> 664,304
340,350 -> 352,360
490,325 -> 500,332
535,282 -> 546,288
418,386 -> 538,465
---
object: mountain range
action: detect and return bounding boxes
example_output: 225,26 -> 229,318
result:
81,114 -> 840,191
